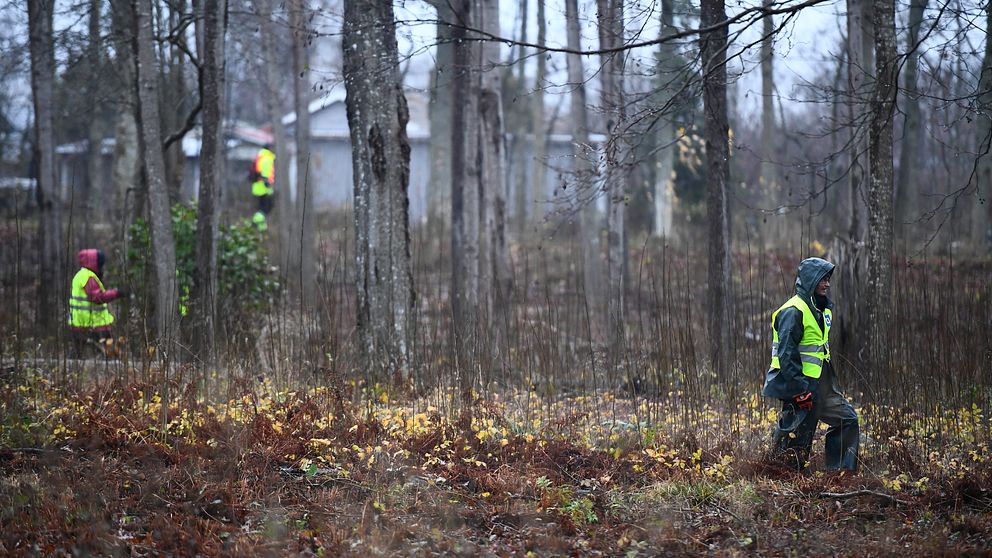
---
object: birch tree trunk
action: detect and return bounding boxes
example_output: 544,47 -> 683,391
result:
565,0 -> 603,338
191,0 -> 227,364
289,0 -> 316,308
479,0 -> 511,309
597,0 -> 628,358
895,0 -> 927,248
701,0 -> 732,378
28,0 -> 64,335
971,1 -> 992,251
136,0 -> 179,351
867,0 -> 897,378
343,0 -> 415,380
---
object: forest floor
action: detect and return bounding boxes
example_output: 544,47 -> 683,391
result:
1,366 -> 990,557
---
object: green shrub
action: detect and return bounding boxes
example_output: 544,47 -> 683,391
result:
126,204 -> 279,325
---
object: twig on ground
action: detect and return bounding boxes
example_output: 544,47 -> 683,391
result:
818,490 -> 910,505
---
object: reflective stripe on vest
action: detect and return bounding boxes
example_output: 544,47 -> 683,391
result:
768,294 -> 831,379
68,267 -> 114,328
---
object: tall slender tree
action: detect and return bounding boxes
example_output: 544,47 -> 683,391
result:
479,0 -> 511,309
654,0 -> 678,239
450,0 -> 481,344
191,0 -> 228,364
28,0 -> 64,335
846,0 -> 872,242
867,0 -> 897,377
701,0 -> 732,377
972,0 -> 992,251
759,0 -> 778,199
289,0 -> 316,308
895,0 -> 927,247
565,0 -> 603,336
428,1 -> 455,233
135,0 -> 179,350
597,0 -> 628,357
343,0 -> 415,379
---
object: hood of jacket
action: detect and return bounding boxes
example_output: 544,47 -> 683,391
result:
78,249 -> 104,274
794,257 -> 834,313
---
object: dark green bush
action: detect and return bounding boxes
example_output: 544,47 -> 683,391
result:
126,204 -> 279,325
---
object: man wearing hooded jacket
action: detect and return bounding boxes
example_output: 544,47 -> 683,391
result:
763,257 -> 859,471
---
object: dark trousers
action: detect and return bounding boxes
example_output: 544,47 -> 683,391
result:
773,363 -> 859,471
256,194 -> 274,215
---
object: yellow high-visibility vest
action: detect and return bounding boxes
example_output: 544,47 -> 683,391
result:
252,148 -> 275,197
769,295 -> 831,379
68,267 -> 114,328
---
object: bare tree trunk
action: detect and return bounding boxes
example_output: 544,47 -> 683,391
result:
136,0 -> 179,351
565,0 -> 603,338
597,0 -> 628,359
450,0 -> 481,342
895,0 -> 927,248
846,0 -> 871,242
110,0 -> 139,236
511,0 -> 530,235
972,0 -> 992,252
163,0 -> 187,206
344,0 -> 415,381
759,0 -> 777,195
82,0 -> 103,246
701,0 -> 732,378
530,0 -> 547,227
191,0 -> 227,365
867,0 -> 897,378
289,0 -> 315,308
479,0 -> 510,309
428,1 -> 454,233
654,0 -> 677,238
28,0 -> 64,336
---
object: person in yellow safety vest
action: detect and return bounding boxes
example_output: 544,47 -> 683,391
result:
251,143 -> 275,231
68,248 -> 126,356
763,257 -> 859,472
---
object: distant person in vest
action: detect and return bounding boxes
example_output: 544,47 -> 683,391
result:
763,257 -> 859,472
251,143 -> 275,231
68,249 -> 126,355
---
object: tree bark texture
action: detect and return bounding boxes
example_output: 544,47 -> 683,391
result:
428,2 -> 454,232
701,0 -> 732,377
654,0 -> 678,238
82,0 -> 103,246
846,0 -> 872,242
479,0 -> 511,310
972,0 -> 992,251
450,0 -> 481,337
895,0 -> 927,246
565,0 -> 604,336
191,0 -> 227,363
510,0 -> 530,235
530,0 -> 547,228
597,0 -> 628,357
289,0 -> 316,308
110,0 -> 139,234
343,0 -> 415,379
867,0 -> 897,378
136,0 -> 179,349
28,0 -> 64,335
759,0 -> 777,194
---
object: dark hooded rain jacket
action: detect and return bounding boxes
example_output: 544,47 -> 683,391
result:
762,257 -> 836,400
